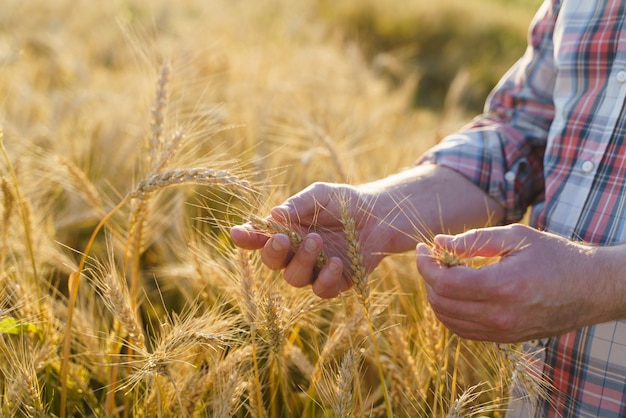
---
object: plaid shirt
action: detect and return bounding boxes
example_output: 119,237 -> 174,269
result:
419,0 -> 626,416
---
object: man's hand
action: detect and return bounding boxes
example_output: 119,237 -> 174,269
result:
232,164 -> 506,299
416,223 -> 623,343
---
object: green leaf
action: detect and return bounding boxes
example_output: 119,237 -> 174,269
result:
0,316 -> 40,335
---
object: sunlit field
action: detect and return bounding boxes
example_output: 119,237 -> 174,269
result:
0,0 -> 544,416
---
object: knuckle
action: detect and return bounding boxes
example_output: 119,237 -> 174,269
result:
508,223 -> 528,233
308,181 -> 331,196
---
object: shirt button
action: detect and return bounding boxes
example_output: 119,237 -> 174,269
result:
581,160 -> 594,173
617,70 -> 626,83
504,171 -> 516,183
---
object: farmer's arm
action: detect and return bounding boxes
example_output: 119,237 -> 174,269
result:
231,163 -> 502,298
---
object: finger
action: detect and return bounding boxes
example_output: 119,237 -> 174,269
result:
311,257 -> 348,298
425,283 -> 494,323
434,226 -> 522,258
417,243 -> 496,301
283,234 -> 324,288
230,224 -> 270,250
260,234 -> 292,270
416,242 -> 450,286
430,311 -> 496,342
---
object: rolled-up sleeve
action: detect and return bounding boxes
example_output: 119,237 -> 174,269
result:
417,0 -> 560,223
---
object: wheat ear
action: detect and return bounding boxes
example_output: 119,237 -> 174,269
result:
149,62 -> 169,167
302,117 -> 348,183
0,177 -> 15,270
130,168 -> 253,199
100,274 -> 146,350
497,342 -> 551,411
55,155 -> 103,208
331,348 -> 356,418
446,382 -> 500,418
339,201 -> 370,310
237,249 -> 257,327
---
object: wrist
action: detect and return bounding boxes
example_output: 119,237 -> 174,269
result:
591,244 -> 626,323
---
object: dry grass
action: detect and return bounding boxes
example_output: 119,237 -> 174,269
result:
0,0 -> 544,416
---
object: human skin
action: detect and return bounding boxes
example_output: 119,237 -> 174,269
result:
417,224 -> 626,343
230,163 -> 626,342
230,163 -> 504,297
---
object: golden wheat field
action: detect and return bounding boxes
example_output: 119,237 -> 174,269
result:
0,0 -> 544,416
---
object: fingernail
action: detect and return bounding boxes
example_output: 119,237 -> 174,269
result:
328,260 -> 340,273
304,237 -> 319,253
271,238 -> 284,252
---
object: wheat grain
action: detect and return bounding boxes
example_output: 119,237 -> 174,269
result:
435,248 -> 465,267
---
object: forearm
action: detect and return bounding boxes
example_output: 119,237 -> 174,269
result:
587,244 -> 626,324
360,163 -> 504,254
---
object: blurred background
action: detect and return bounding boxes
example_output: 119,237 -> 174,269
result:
0,0 -> 543,273
0,1 -> 545,415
